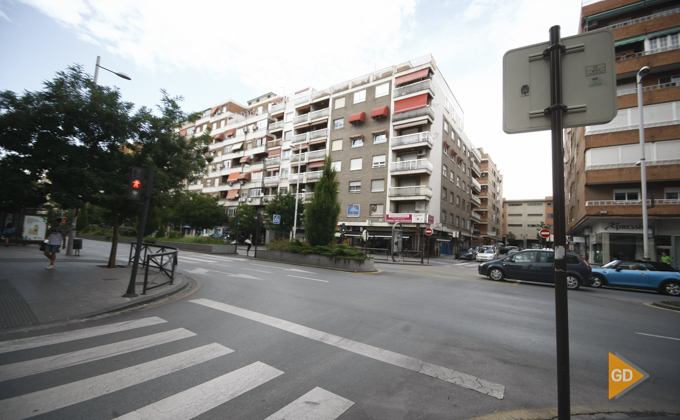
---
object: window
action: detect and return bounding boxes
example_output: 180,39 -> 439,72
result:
349,181 -> 361,193
347,204 -> 360,217
284,131 -> 292,140
443,166 -> 447,177
350,158 -> 362,171
450,172 -> 454,182
457,138 -> 461,148
335,97 -> 345,109
442,188 -> 447,200
370,204 -> 384,216
614,190 -> 639,201
462,199 -> 466,209
445,97 -> 450,112
442,211 -> 446,224
351,136 -> 364,148
450,194 -> 454,204
280,168 -> 289,178
449,213 -> 454,224
372,154 -> 386,168
665,187 -> 680,200
456,195 -> 460,206
331,139 -> 343,151
281,149 -> 291,159
285,112 -> 293,122
250,188 -> 262,197
528,213 -> 543,217
206,179 -> 211,187
375,83 -> 389,98
334,118 -> 344,130
371,179 -> 385,192
456,216 -> 460,227
373,132 -> 387,144
252,171 -> 262,181
456,176 -> 460,188
508,223 -> 522,227
331,161 -> 341,172
444,120 -> 449,133
548,214 -> 554,219
354,89 -> 366,104
255,137 -> 265,147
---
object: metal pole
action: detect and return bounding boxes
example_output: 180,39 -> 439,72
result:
94,56 -> 100,85
547,25 -> 570,419
292,144 -> 303,240
637,69 -> 650,260
124,166 -> 155,297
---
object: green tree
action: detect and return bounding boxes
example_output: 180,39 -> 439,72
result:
76,204 -> 90,231
264,191 -> 303,238
304,156 -> 340,246
231,203 -> 258,239
175,191 -> 226,232
505,231 -> 516,243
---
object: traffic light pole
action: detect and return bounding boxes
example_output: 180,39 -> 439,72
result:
124,166 -> 155,298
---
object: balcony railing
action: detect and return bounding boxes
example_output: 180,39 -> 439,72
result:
309,108 -> 329,120
310,128 -> 328,140
295,95 -> 310,106
617,82 -> 679,97
288,173 -> 304,183
270,102 -> 285,113
586,199 -> 680,207
391,131 -> 435,149
269,120 -> 284,131
587,7 -> 680,32
306,171 -> 323,181
616,44 -> 680,63
265,157 -> 281,166
290,153 -> 307,164
471,195 -> 481,207
392,106 -> 435,123
388,186 -> 433,198
292,133 -> 309,143
470,211 -> 481,222
293,114 -> 309,125
389,159 -> 433,174
264,176 -> 280,186
307,150 -> 327,161
472,178 -> 482,192
394,79 -> 434,98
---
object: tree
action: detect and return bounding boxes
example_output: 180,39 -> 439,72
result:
506,231 -> 516,243
175,191 -> 226,232
304,156 -> 340,246
264,191 -> 304,238
231,204 -> 258,239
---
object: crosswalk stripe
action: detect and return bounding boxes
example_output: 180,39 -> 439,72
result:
179,256 -> 222,263
115,361 -> 283,420
0,343 -> 233,420
190,299 -> 505,400
263,387 -> 353,420
287,275 -> 328,283
0,328 -> 196,382
0,317 -> 167,354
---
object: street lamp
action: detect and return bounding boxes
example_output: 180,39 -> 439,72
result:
94,56 -> 131,84
291,143 -> 305,240
637,66 -> 650,260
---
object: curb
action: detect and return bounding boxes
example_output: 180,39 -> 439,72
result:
651,302 -> 680,311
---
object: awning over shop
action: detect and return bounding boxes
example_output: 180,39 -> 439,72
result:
307,161 -> 325,169
349,112 -> 365,124
226,172 -> 240,182
231,142 -> 243,151
237,172 -> 251,181
226,189 -> 239,200
394,94 -> 428,114
371,106 -> 389,119
267,148 -> 281,157
395,68 -> 430,86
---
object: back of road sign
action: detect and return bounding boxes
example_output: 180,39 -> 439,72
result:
503,30 -> 616,134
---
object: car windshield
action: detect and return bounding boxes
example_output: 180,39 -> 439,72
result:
484,249 -> 494,254
602,260 -> 620,269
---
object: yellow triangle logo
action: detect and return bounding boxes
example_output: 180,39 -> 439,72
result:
609,353 -> 648,399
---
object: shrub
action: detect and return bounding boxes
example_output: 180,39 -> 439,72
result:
265,239 -> 368,262
168,230 -> 181,239
119,226 -> 137,237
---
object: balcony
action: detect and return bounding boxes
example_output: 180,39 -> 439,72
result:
292,132 -> 309,143
389,158 -> 433,175
388,185 -> 433,200
294,114 -> 309,125
394,79 -> 435,98
290,153 -> 307,164
470,211 -> 481,222
307,149 -> 327,162
392,106 -> 435,124
615,44 -> 680,75
269,120 -> 284,131
264,176 -> 280,186
586,7 -> 680,33
288,172 -> 304,183
265,157 -> 281,167
270,102 -> 285,114
309,128 -> 328,140
295,95 -> 310,107
305,171 -> 323,182
470,194 -> 481,207
390,131 -> 435,151
471,162 -> 482,178
309,108 -> 329,121
472,178 -> 482,193
584,199 -> 680,217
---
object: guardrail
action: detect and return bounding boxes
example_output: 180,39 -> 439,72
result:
129,242 -> 179,294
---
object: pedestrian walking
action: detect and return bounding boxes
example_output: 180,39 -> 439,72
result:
44,218 -> 66,269
661,252 -> 673,266
245,234 -> 252,256
3,222 -> 14,247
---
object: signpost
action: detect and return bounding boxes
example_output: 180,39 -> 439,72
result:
503,26 -> 615,419
273,214 -> 281,225
540,228 -> 551,238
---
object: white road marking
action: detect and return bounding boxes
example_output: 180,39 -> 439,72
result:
0,317 -> 167,354
115,362 -> 283,420
287,275 -> 329,283
636,332 -> 680,341
251,264 -> 314,274
287,268 -> 314,273
241,268 -> 272,274
190,299 -> 505,399
263,387 -> 353,420
178,256 -> 221,263
228,274 -> 262,280
185,268 -> 210,274
0,343 -> 233,420
0,329 -> 196,382
183,268 -> 261,280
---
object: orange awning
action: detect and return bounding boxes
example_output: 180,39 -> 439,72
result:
394,94 -> 428,114
179,129 -> 187,136
307,161 -> 325,169
371,106 -> 389,119
224,129 -> 235,137
237,172 -> 251,181
226,189 -> 239,200
213,133 -> 225,140
349,112 -> 365,124
395,68 -> 430,86
239,156 -> 251,163
267,149 -> 281,157
226,172 -> 240,182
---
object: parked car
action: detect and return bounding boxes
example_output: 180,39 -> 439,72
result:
456,248 -> 476,260
476,247 -> 498,262
591,260 -> 680,296
499,246 -> 520,254
478,250 -> 594,290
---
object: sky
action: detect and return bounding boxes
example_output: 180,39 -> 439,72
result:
0,0 -> 585,200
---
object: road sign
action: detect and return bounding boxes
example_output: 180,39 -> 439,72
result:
540,228 -> 551,238
425,228 -> 433,236
273,215 -> 281,225
362,230 -> 368,241
503,30 -> 616,134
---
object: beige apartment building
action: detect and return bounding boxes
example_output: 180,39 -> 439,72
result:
475,148 -> 504,247
565,0 -> 680,265
181,55 -> 503,254
503,197 -> 553,249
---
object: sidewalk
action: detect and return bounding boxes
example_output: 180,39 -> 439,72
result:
0,242 -> 188,331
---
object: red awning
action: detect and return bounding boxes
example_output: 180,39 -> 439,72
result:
295,87 -> 309,95
309,139 -> 327,145
349,112 -> 365,124
394,94 -> 428,114
310,118 -> 327,125
295,143 -> 309,150
267,149 -> 281,157
213,133 -> 225,140
307,161 -> 325,169
252,168 -> 262,173
239,156 -> 251,163
226,172 -> 240,182
211,107 -> 219,116
226,189 -> 239,200
372,129 -> 387,134
238,172 -> 251,181
224,129 -> 235,137
371,106 -> 389,119
395,68 -> 430,86
271,96 -> 284,104
179,129 -> 187,136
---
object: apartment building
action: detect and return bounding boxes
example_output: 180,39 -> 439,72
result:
564,0 -> 680,265
181,55 -> 492,254
503,197 -> 553,249
474,148 -> 504,246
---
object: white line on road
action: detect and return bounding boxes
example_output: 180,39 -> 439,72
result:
0,329 -> 196,382
190,299 -> 505,399
115,362 -> 283,420
0,317 -> 167,354
636,332 -> 680,341
250,263 -> 314,274
0,343 -> 234,420
263,387 -> 354,420
287,275 -> 328,283
178,256 -> 222,263
241,268 -> 272,274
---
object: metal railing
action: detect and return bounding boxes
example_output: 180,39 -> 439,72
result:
586,199 -> 680,207
392,107 -> 435,123
388,185 -> 433,198
394,79 -> 435,98
617,82 -> 679,96
390,159 -> 433,173
391,131 -> 434,148
616,44 -> 680,62
587,8 -> 680,32
129,242 -> 178,294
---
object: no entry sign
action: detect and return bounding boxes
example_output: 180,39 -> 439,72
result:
540,228 -> 551,238
425,228 -> 433,236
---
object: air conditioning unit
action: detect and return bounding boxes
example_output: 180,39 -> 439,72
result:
248,197 -> 252,202
253,126 -> 258,131
416,149 -> 427,157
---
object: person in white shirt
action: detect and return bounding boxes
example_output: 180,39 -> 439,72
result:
44,218 -> 67,269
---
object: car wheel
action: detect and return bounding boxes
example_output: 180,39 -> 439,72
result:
489,268 -> 505,281
661,280 -> 680,296
566,275 -> 581,290
591,275 -> 605,288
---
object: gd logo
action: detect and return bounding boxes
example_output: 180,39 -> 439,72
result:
608,353 -> 648,399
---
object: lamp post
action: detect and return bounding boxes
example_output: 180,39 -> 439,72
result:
291,143 -> 305,240
94,56 -> 131,84
637,66 -> 650,260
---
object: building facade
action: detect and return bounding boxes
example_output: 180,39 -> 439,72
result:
181,55 -> 499,254
476,148 -> 504,247
503,196 -> 553,249
566,0 -> 680,264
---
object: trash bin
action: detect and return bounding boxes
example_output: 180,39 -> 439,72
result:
73,239 -> 83,249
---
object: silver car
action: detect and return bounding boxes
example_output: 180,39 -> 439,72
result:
476,247 -> 498,262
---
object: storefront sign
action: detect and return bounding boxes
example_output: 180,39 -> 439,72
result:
386,213 -> 412,223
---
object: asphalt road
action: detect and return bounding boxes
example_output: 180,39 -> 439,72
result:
1,244 -> 678,419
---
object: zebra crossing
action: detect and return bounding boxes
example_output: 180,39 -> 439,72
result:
0,316 -> 354,420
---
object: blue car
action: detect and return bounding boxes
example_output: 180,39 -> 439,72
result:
591,260 -> 680,296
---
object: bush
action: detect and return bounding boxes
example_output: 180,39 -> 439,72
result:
168,230 -> 181,239
265,239 -> 368,262
143,236 -> 157,244
119,226 -> 137,237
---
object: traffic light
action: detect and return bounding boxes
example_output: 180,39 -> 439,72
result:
62,217 -> 67,224
127,167 -> 145,202
341,223 -> 346,233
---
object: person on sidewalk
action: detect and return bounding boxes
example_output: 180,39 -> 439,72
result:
661,252 -> 673,266
3,223 -> 14,247
245,234 -> 252,256
44,218 -> 66,269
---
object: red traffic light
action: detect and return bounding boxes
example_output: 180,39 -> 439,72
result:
132,180 -> 141,189
127,167 -> 145,201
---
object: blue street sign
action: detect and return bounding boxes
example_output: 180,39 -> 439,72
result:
273,214 -> 281,225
